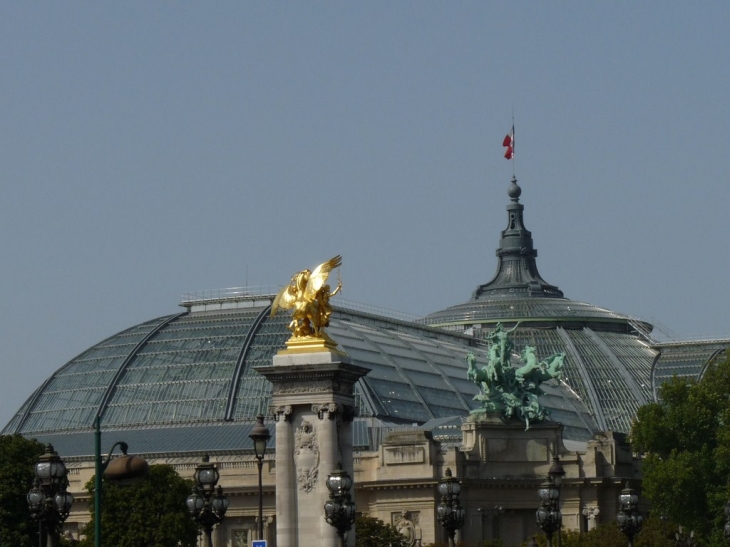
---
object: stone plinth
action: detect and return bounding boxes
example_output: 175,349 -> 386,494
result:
256,351 -> 369,547
461,414 -> 566,477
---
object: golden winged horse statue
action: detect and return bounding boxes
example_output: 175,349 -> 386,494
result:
271,255 -> 343,353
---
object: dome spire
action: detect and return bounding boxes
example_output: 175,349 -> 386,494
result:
472,177 -> 563,300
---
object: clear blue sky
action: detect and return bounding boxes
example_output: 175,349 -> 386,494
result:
2,3 -> 729,427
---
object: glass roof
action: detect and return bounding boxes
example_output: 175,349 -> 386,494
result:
12,316 -> 174,434
423,296 -> 643,328
652,340 -> 730,390
4,304 -> 605,441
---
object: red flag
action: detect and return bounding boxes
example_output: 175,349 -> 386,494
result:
503,127 -> 514,160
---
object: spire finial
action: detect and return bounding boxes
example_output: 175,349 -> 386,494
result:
471,172 -> 564,301
508,175 -> 521,202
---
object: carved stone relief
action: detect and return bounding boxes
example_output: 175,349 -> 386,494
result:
393,510 -> 421,547
582,505 -> 600,531
294,420 -> 319,492
272,378 -> 353,396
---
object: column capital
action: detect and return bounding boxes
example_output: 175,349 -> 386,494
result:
271,405 -> 293,422
311,403 -> 356,422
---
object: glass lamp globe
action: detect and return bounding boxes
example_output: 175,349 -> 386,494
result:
324,499 -> 338,521
27,483 -> 44,513
326,473 -> 342,495
453,503 -> 466,525
343,497 -> 357,524
341,472 -> 353,493
538,481 -> 555,503
186,486 -> 204,517
50,459 -> 67,483
547,484 -> 560,501
212,485 -> 229,517
326,463 -> 352,498
249,414 -> 271,460
35,444 -> 68,489
194,455 -> 219,493
54,488 -> 74,518
619,483 -> 639,514
439,468 -> 458,498
550,509 -> 562,527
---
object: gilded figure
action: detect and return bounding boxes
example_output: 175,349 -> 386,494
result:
271,255 -> 343,342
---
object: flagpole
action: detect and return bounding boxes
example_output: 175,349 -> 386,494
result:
511,110 -> 516,178
502,114 -> 516,178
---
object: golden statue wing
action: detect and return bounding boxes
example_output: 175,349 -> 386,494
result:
271,284 -> 297,317
304,255 -> 342,301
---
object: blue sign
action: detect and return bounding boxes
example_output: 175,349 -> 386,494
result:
252,541 -> 267,547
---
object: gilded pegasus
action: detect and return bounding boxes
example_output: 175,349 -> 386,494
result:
271,255 -> 342,340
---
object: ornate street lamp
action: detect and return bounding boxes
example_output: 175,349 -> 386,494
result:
324,462 -> 357,547
548,456 -> 565,488
437,468 -> 465,547
548,456 -> 565,546
248,413 -> 271,540
536,476 -> 561,547
616,483 -> 643,547
187,455 -> 228,547
27,444 -> 74,547
93,416 -> 149,547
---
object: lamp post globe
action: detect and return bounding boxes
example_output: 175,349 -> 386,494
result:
616,483 -> 642,547
437,468 -> 465,547
212,485 -> 229,516
536,477 -> 561,547
324,462 -> 357,547
35,444 -> 67,489
189,455 -> 228,547
186,485 -> 204,517
248,413 -> 271,540
27,480 -> 44,517
194,455 -> 220,494
28,445 -> 73,547
250,413 -> 271,459
54,486 -> 74,520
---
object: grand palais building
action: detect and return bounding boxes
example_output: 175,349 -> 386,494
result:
4,178 -> 728,546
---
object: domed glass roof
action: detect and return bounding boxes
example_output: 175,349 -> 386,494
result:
3,300 -> 598,454
8,176 -> 708,457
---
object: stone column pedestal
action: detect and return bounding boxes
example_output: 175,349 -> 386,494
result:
256,351 -> 369,547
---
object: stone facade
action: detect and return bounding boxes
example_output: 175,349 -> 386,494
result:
59,418 -> 638,546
